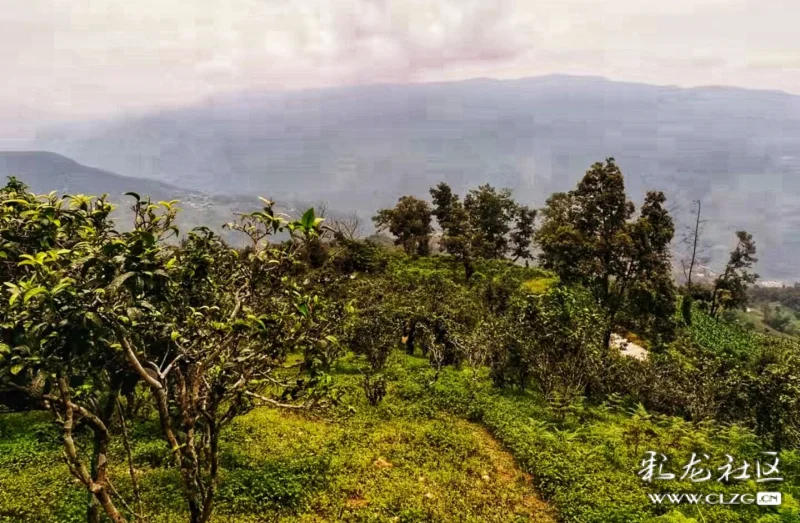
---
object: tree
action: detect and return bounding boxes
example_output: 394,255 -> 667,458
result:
430,183 -> 475,278
0,180 -> 340,523
680,200 -> 711,289
678,200 -> 711,325
372,196 -> 433,256
329,212 -> 362,241
510,205 -> 537,262
112,200 -> 338,523
0,182 -> 133,522
462,184 -> 518,259
710,231 -> 759,317
624,191 -> 678,345
762,304 -> 795,334
490,285 -> 604,399
343,303 -> 397,405
536,159 -> 677,349
430,183 -> 534,279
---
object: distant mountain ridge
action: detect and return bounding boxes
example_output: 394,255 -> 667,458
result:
0,151 -> 192,200
0,151 -> 327,238
14,75 -> 800,279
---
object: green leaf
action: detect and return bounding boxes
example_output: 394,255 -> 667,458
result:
124,192 -> 141,201
23,287 -> 47,304
295,302 -> 309,318
51,278 -> 75,296
84,312 -> 103,327
9,363 -> 24,376
107,272 -> 136,294
300,208 -> 316,230
2,198 -> 30,205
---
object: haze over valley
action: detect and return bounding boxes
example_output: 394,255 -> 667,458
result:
3,75 -> 800,280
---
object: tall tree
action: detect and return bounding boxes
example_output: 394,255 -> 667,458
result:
680,199 -> 711,289
625,191 -> 678,345
462,184 -> 518,259
430,183 -> 534,278
510,205 -> 537,262
0,184 -> 138,523
372,195 -> 433,256
678,199 -> 711,324
710,230 -> 758,317
536,158 -> 677,349
430,183 -> 475,279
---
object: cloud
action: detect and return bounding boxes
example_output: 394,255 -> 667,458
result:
0,0 -> 798,120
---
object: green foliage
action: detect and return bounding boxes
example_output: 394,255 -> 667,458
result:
430,182 -> 536,279
372,195 -> 433,256
217,455 -> 330,513
536,159 -> 677,347
398,357 -> 798,523
462,184 -> 524,259
0,359 -> 563,522
329,236 -> 389,274
762,303 -> 798,334
0,179 -> 342,523
681,294 -> 693,325
690,308 -> 760,357
710,231 -> 759,317
2,161 -> 799,523
342,303 -> 397,405
521,276 -> 560,295
750,283 -> 800,311
490,285 -> 604,399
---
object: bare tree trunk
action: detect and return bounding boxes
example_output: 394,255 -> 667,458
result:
117,398 -> 144,522
687,200 -> 701,290
56,376 -> 127,523
602,329 -> 613,352
199,423 -> 221,523
463,257 -> 475,281
88,440 -> 101,523
402,319 -> 417,355
709,239 -> 739,318
88,387 -> 121,523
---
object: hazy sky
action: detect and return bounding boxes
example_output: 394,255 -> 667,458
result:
2,0 -> 798,119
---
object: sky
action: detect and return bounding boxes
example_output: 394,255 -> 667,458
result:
1,0 -> 798,121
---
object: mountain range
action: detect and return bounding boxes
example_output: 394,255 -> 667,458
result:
0,151 -> 318,237
2,75 -> 800,280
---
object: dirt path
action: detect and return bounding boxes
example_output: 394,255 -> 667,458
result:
611,333 -> 648,360
460,420 -> 558,523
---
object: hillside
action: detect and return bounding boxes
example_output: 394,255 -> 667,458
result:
0,355 -> 563,523
29,75 -> 800,280
0,151 -> 193,202
0,151 -> 343,237
0,169 -> 799,523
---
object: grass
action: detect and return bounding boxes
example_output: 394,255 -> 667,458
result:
389,355 -> 800,523
1,352 -> 798,523
727,302 -> 800,337
521,276 -> 560,295
0,355 -> 556,523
